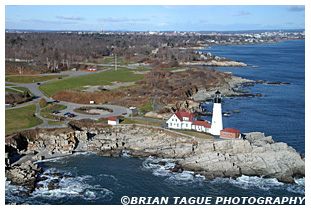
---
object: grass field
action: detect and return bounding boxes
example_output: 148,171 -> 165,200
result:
5,86 -> 32,95
48,120 -> 65,125
40,68 -> 144,97
5,104 -> 43,134
120,118 -> 163,127
139,99 -> 153,112
5,75 -> 68,84
5,88 -> 21,94
175,130 -> 214,139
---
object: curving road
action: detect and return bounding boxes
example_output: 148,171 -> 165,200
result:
5,66 -> 132,129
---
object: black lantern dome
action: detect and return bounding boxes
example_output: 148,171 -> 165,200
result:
214,91 -> 221,103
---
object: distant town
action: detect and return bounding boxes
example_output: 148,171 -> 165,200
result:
6,29 -> 305,45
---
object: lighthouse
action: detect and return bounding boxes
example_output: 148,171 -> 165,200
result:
210,90 -> 223,135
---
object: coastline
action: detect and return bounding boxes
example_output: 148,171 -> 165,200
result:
5,124 -> 305,197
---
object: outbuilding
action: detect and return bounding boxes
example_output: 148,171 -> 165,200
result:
192,120 -> 211,133
108,117 -> 119,125
220,128 -> 241,139
88,68 -> 97,72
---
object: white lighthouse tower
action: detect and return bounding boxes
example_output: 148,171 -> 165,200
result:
210,90 -> 223,135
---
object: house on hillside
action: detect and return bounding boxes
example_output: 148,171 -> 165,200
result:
108,117 -> 119,125
220,128 -> 241,139
166,110 -> 196,130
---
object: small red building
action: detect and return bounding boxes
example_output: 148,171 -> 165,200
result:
220,128 -> 241,139
88,68 -> 97,72
108,117 -> 119,125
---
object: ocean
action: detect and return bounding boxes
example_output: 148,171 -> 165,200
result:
5,40 -> 305,205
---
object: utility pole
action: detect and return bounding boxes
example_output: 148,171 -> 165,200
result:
115,53 -> 117,71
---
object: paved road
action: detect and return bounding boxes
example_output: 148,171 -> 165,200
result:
5,67 -> 132,130
151,97 -> 163,111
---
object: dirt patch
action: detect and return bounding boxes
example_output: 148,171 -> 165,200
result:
52,90 -> 126,104
74,107 -> 113,115
111,97 -> 150,109
132,71 -> 150,74
5,92 -> 32,104
83,81 -> 136,93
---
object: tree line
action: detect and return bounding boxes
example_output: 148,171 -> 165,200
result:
5,32 -> 216,72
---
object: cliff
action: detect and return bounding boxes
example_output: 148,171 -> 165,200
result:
5,125 -> 304,185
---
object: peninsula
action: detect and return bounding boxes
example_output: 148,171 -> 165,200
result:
5,123 -> 304,195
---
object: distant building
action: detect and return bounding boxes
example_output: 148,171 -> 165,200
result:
108,117 -> 119,125
220,128 -> 241,139
88,68 -> 97,72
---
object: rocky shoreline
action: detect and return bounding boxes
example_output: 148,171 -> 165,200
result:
5,124 -> 305,198
180,60 -> 248,67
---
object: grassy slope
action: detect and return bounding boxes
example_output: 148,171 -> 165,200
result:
5,75 -> 68,83
40,68 -> 144,97
5,104 -> 43,134
176,130 -> 214,139
139,99 -> 153,112
5,86 -> 32,95
120,118 -> 163,127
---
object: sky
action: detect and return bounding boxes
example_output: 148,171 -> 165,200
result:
5,5 -> 306,31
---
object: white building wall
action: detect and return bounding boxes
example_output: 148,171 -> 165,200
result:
167,114 -> 193,130
167,114 -> 182,129
181,121 -> 192,130
108,120 -> 117,125
210,103 -> 223,135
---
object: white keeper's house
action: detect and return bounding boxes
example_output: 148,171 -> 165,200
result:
166,110 -> 212,133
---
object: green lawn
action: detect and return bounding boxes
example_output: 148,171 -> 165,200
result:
5,88 -> 21,94
40,68 -> 144,97
5,86 -> 32,95
5,75 -> 68,84
175,130 -> 214,139
120,118 -> 163,127
48,120 -> 65,125
5,104 -> 43,134
139,99 -> 153,112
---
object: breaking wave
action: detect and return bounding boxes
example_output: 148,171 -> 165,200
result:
141,156 -> 205,186
141,157 -> 304,194
211,175 -> 305,195
34,151 -> 97,164
31,172 -> 114,203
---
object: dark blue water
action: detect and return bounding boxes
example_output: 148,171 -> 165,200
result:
5,41 -> 305,205
200,40 -> 305,155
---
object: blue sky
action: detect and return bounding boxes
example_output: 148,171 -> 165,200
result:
5,5 -> 305,31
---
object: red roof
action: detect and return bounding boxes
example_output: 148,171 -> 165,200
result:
221,128 -> 240,133
174,110 -> 196,122
108,117 -> 118,121
192,120 -> 211,128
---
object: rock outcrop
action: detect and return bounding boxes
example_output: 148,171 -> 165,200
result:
180,60 -> 247,67
179,133 -> 304,183
5,126 -> 305,184
5,160 -> 42,195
